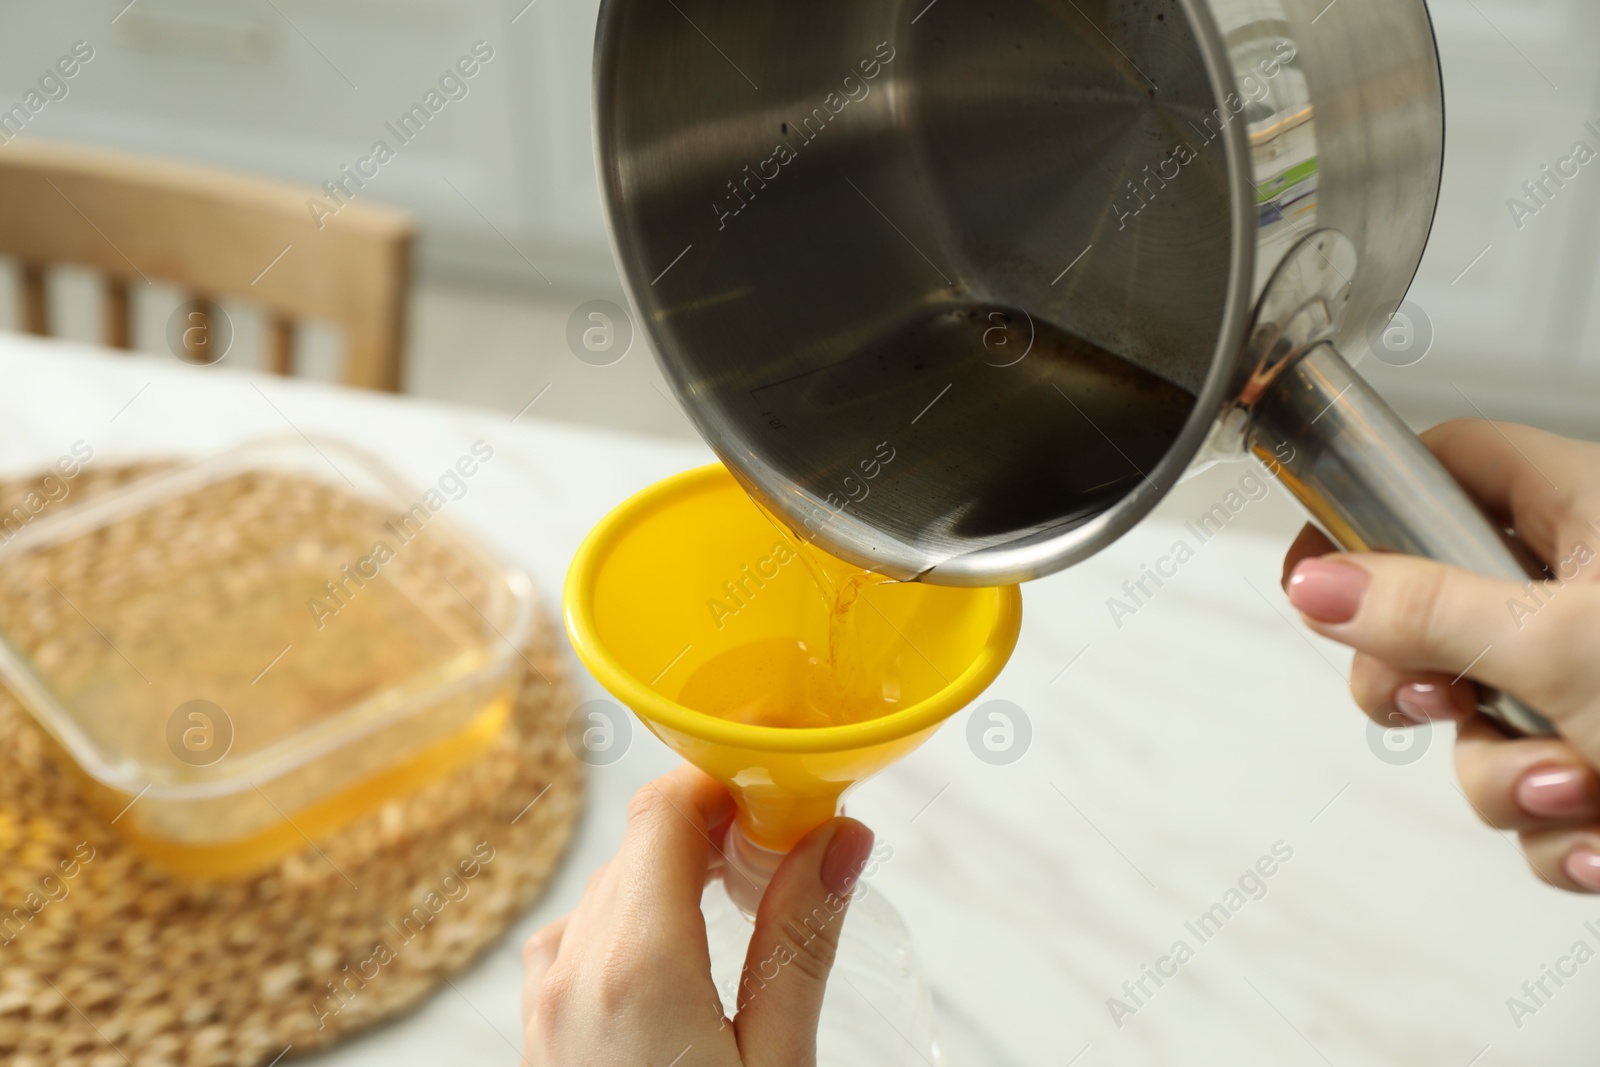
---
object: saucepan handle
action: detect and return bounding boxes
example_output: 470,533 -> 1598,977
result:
1245,342 -> 1556,737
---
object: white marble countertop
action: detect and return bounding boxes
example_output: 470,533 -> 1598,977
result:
1,332 -> 1591,1066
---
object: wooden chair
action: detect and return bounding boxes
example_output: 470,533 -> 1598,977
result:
0,139 -> 414,391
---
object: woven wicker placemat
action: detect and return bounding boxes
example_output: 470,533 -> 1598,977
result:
0,463 -> 583,1067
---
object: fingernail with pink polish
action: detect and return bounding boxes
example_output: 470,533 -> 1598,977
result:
1394,682 -> 1465,724
1286,559 -> 1370,624
1518,765 -> 1595,820
1564,848 -> 1600,893
821,820 -> 874,898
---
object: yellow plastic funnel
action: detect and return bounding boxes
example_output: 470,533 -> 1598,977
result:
565,465 -> 1021,893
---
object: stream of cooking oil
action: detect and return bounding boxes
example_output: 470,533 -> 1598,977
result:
676,505 -> 904,729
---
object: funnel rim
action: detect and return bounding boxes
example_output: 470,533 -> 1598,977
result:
564,464 -> 1022,755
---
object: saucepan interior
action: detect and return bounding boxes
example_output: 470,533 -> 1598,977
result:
596,0 -> 1252,583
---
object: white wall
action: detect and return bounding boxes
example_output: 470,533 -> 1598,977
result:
1,0 -> 1595,433
1365,0 -> 1600,436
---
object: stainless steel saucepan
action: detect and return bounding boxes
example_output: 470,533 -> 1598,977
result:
592,0 -> 1554,736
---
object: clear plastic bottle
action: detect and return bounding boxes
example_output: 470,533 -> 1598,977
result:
704,821 -> 943,1066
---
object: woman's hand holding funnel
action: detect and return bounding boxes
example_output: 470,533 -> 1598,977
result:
521,765 -> 875,1064
1282,419 -> 1600,894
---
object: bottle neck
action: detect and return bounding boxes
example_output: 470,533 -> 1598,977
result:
722,820 -> 788,918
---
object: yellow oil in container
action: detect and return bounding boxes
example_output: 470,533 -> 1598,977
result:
0,461 -> 532,881
96,695 -> 511,880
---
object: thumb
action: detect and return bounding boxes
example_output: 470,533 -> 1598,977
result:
732,818 -> 875,1066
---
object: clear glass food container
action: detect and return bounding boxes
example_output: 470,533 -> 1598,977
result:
0,437 -> 534,879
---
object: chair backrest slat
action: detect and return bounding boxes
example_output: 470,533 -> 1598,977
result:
20,262 -> 48,336
102,276 -> 131,349
266,313 -> 295,377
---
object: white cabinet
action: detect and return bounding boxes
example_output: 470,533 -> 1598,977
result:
8,0 -> 612,288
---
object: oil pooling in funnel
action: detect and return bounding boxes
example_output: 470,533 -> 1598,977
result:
677,503 -> 903,729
